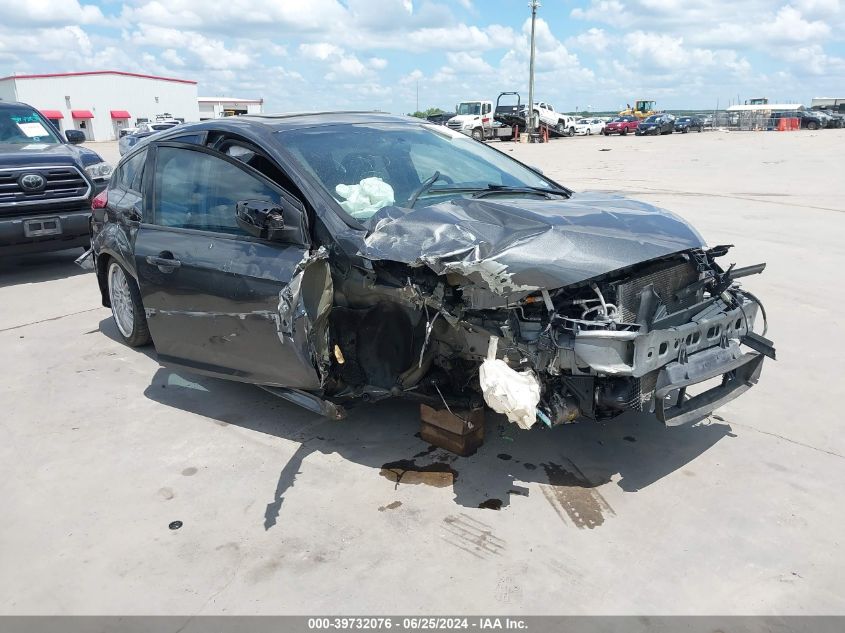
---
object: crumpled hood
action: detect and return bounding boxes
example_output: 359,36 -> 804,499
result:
359,191 -> 706,293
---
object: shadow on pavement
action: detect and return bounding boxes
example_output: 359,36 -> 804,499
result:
96,317 -> 157,360
0,249 -> 90,289
143,365 -> 733,529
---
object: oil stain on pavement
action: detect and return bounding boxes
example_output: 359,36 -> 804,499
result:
539,460 -> 614,529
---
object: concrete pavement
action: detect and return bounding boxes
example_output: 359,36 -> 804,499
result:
1,130 -> 843,615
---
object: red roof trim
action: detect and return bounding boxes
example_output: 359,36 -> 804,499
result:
39,110 -> 64,119
71,110 -> 94,119
1,70 -> 197,85
110,110 -> 131,119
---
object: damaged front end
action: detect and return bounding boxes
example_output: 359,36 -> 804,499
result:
319,241 -> 774,430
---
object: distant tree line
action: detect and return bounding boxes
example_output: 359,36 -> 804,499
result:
408,107 -> 444,118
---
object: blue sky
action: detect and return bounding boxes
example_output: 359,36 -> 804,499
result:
1,0 -> 843,114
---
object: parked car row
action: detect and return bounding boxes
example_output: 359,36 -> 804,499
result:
118,119 -> 182,155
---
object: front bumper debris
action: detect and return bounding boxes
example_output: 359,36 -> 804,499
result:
654,342 -> 765,426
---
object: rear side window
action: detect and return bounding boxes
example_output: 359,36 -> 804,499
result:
116,150 -> 147,192
152,146 -> 281,235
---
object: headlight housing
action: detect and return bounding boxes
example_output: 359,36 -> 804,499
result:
85,161 -> 113,181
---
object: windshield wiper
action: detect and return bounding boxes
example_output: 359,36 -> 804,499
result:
472,183 -> 571,199
407,170 -> 441,208
408,182 -> 572,205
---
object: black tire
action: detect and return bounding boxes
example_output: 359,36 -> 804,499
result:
621,128 -> 628,136
807,121 -> 819,130
555,121 -> 565,135
568,127 -> 575,136
107,260 -> 151,347
471,127 -> 483,141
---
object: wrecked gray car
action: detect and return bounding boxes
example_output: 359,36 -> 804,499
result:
82,112 -> 774,432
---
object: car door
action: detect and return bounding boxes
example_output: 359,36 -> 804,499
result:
133,140 -> 322,390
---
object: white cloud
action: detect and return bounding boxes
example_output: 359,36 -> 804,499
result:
444,52 -> 494,75
126,24 -> 252,70
368,57 -> 389,70
760,5 -> 830,42
777,44 -> 845,75
0,0 -> 107,26
299,43 -> 342,61
566,28 -> 610,53
161,49 -> 186,67
571,1 -> 626,22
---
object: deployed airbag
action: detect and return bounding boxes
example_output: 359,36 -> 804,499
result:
479,336 -> 541,429
336,177 -> 395,219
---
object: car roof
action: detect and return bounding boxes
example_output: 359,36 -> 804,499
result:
239,110 -> 416,130
0,101 -> 35,110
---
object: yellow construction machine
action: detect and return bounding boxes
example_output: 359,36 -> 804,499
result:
619,100 -> 657,119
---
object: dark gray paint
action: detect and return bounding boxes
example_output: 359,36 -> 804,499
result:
357,192 -> 706,292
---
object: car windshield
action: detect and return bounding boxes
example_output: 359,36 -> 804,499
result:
278,122 -> 558,220
456,103 -> 481,115
678,117 -> 691,122
612,117 -> 625,122
644,115 -> 661,123
577,119 -> 589,124
0,108 -> 61,144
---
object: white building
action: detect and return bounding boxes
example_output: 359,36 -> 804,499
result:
0,70 -> 200,141
198,97 -> 264,120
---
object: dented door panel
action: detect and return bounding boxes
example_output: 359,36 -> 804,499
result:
134,225 -> 321,389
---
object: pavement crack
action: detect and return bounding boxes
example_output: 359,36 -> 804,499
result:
729,422 -> 845,460
0,307 -> 102,333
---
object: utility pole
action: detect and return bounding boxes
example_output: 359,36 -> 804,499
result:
527,0 -> 540,138
416,79 -> 419,114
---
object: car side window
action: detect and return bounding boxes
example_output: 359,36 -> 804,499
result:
152,146 -> 281,236
117,149 -> 146,192
167,133 -> 203,145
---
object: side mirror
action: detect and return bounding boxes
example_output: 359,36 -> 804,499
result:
236,197 -> 307,245
65,130 -> 85,144
236,200 -> 285,240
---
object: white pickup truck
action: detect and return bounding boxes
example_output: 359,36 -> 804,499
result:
529,101 -> 577,136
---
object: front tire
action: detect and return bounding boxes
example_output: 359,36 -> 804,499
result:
471,127 -> 484,141
107,261 -> 151,347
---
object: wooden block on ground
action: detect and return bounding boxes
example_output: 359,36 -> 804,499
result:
419,404 -> 485,456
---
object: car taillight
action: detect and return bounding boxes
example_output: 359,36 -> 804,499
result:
92,189 -> 108,210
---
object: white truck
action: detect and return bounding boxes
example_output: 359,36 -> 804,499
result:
529,101 -> 577,136
446,99 -> 514,141
446,94 -> 576,140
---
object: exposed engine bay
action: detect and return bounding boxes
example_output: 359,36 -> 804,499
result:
319,243 -> 774,428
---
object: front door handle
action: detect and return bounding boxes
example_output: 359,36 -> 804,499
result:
146,253 -> 181,271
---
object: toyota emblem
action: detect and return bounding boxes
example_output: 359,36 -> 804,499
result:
20,173 -> 46,191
